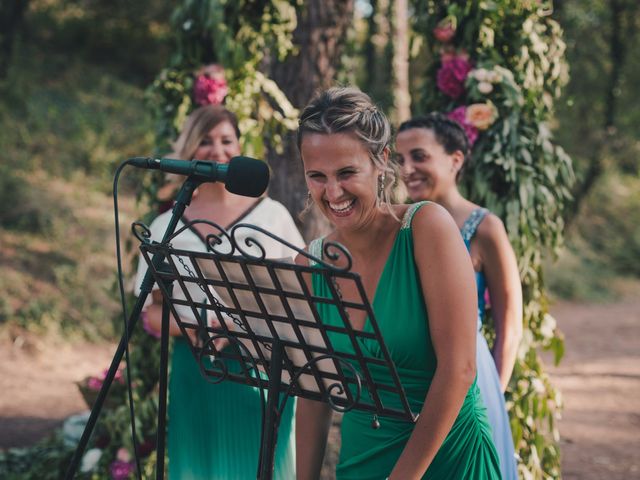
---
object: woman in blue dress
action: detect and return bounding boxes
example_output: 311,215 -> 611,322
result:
395,113 -> 522,479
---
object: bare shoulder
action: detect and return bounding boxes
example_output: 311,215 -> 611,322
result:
411,202 -> 459,240
294,250 -> 311,267
475,211 -> 510,248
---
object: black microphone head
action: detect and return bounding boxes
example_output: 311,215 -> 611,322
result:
225,156 -> 270,197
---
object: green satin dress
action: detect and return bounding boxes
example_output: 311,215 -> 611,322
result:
311,202 -> 501,480
135,198 -> 301,479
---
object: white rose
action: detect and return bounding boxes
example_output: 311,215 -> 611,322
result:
472,68 -> 490,82
489,70 -> 503,83
477,81 -> 493,94
517,329 -> 534,360
531,378 -> 546,394
62,411 -> 90,447
540,313 -> 556,339
80,448 -> 103,473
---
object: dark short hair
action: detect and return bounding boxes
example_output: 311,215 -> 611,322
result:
398,113 -> 469,156
397,113 -> 470,181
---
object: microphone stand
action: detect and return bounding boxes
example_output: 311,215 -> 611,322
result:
64,176 -> 203,479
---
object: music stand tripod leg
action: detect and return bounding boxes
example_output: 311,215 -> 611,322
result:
155,264 -> 174,480
258,339 -> 284,480
64,294 -> 149,479
64,177 -> 202,479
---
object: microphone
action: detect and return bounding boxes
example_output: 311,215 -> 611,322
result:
129,155 -> 269,197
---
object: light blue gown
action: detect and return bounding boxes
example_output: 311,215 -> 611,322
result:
461,208 -> 518,480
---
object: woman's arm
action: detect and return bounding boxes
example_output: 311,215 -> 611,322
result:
292,251 -> 334,479
476,214 -> 523,391
296,398 -> 333,480
389,204 -> 478,479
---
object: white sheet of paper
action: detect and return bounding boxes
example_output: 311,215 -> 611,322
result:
195,255 -> 346,398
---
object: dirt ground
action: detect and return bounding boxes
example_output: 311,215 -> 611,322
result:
1,295 -> 639,478
545,297 -> 640,479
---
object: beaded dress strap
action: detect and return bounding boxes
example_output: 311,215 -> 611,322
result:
401,201 -> 432,230
308,237 -> 325,266
460,208 -> 489,243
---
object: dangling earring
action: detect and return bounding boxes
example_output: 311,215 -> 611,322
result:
377,173 -> 386,202
300,191 -> 314,218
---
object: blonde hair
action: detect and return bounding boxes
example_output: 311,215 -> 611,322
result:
156,105 -> 241,200
297,87 -> 400,206
172,105 -> 240,159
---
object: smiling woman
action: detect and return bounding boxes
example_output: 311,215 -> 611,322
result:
294,87 -> 501,480
396,113 -> 521,480
301,132 -> 380,227
134,104 -> 304,479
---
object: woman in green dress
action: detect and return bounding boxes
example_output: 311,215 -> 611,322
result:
135,105 -> 303,479
295,87 -> 501,479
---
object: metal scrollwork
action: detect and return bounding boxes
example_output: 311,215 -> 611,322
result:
196,333 -> 267,426
204,233 -> 225,253
278,354 -> 362,417
197,334 -> 262,388
230,223 -> 353,272
322,240 -> 353,271
131,221 -> 152,244
234,232 -> 267,260
169,219 -> 234,255
134,218 -> 354,271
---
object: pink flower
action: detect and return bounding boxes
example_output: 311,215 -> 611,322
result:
193,75 -> 228,106
87,377 -> 103,391
111,369 -> 125,385
447,106 -> 479,146
116,448 -> 131,462
87,367 -> 126,391
484,288 -> 491,309
110,460 -> 135,480
436,56 -> 472,99
433,17 -> 456,43
141,310 -> 161,339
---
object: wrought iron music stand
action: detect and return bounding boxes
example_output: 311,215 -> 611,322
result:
137,220 -> 418,480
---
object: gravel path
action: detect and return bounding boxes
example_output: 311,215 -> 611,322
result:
1,295 -> 638,478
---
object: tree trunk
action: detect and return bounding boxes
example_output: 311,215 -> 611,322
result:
267,0 -> 355,241
362,0 -> 393,111
392,0 -> 411,123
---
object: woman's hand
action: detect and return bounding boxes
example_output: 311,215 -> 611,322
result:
143,290 -> 201,345
207,315 -> 232,353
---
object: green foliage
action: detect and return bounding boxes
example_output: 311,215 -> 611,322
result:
0,433 -> 75,480
24,0 -> 174,84
0,165 -> 60,233
545,173 -> 640,305
29,2 -> 304,478
554,0 -> 640,178
0,40 -> 152,339
141,0 -> 300,216
0,46 -> 156,192
145,0 -> 299,155
411,1 -> 574,477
